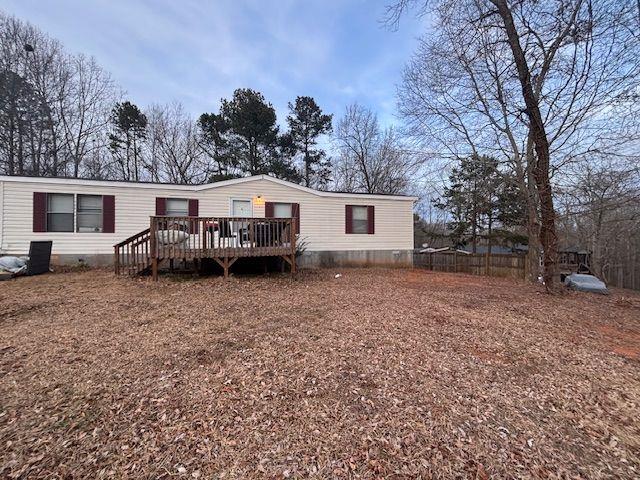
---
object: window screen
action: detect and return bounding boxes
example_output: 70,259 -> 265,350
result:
351,206 -> 368,234
47,194 -> 74,232
166,198 -> 189,216
273,203 -> 293,218
77,195 -> 103,232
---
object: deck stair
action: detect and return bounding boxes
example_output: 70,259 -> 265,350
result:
114,228 -> 154,275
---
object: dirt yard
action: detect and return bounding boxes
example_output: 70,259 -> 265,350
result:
1,268 -> 639,479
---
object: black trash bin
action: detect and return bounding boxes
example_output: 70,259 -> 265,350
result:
26,241 -> 52,276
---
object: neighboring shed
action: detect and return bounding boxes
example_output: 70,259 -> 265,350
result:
558,247 -> 592,274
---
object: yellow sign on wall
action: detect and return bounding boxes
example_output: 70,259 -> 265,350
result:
253,196 -> 265,206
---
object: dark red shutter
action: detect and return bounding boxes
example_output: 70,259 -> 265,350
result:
188,199 -> 199,216
292,203 -> 300,233
188,199 -> 199,233
345,205 -> 353,234
265,202 -> 274,217
155,197 -> 166,215
33,192 -> 47,232
103,195 -> 115,233
367,205 -> 375,234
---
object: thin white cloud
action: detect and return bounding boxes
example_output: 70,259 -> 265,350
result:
1,0 -> 424,127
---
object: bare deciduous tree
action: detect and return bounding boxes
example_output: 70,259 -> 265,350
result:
146,103 -> 207,185
333,103 -> 418,194
59,54 -> 118,178
0,13 -> 118,178
392,0 -> 640,288
557,157 -> 640,287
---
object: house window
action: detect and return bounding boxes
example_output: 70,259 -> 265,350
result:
273,203 -> 293,218
47,193 -> 74,232
77,195 -> 103,232
166,198 -> 189,216
265,201 -> 300,233
351,205 -> 369,234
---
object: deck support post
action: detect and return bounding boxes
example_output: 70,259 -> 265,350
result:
281,254 -> 296,274
114,246 -> 120,275
150,216 -> 158,281
213,256 -> 237,279
290,216 -> 297,277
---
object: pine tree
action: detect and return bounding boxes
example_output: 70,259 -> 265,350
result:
199,88 -> 300,182
108,101 -> 147,181
436,154 -> 508,251
286,96 -> 332,188
197,112 -> 237,181
219,88 -> 278,175
0,71 -> 52,176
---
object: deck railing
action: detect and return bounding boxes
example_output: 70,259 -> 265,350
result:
114,228 -> 151,275
149,216 -> 296,259
114,216 -> 297,278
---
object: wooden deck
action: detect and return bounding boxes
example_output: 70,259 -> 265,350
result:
114,216 -> 297,279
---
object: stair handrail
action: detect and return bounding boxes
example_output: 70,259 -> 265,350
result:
113,228 -> 151,248
114,228 -> 151,275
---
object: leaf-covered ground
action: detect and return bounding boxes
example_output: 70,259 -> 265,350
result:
1,268 -> 639,479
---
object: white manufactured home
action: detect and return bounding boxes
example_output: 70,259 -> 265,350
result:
0,175 -> 415,276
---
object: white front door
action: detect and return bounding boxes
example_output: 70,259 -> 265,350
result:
231,199 -> 252,244
231,199 -> 252,217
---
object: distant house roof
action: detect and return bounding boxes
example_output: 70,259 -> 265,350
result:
559,246 -> 591,254
459,244 -> 528,255
0,174 -> 418,201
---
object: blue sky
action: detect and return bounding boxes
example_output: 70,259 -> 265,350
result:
2,0 -> 425,127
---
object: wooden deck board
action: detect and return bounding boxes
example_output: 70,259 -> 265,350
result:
157,246 -> 292,260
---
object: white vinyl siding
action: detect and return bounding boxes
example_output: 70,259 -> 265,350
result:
0,176 -> 414,258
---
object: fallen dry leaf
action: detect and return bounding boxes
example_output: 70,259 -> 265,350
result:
0,267 -> 639,478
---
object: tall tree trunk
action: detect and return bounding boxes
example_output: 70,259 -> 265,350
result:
487,213 -> 493,255
471,208 -> 477,253
125,131 -> 131,180
592,208 -> 605,278
17,121 -> 24,175
491,0 -> 558,290
304,137 -> 310,187
525,136 -> 541,281
250,140 -> 257,175
49,124 -> 59,176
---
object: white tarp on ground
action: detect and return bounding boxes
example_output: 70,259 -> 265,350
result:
564,273 -> 610,295
0,256 -> 28,275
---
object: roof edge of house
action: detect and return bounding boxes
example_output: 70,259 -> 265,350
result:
0,174 -> 418,201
